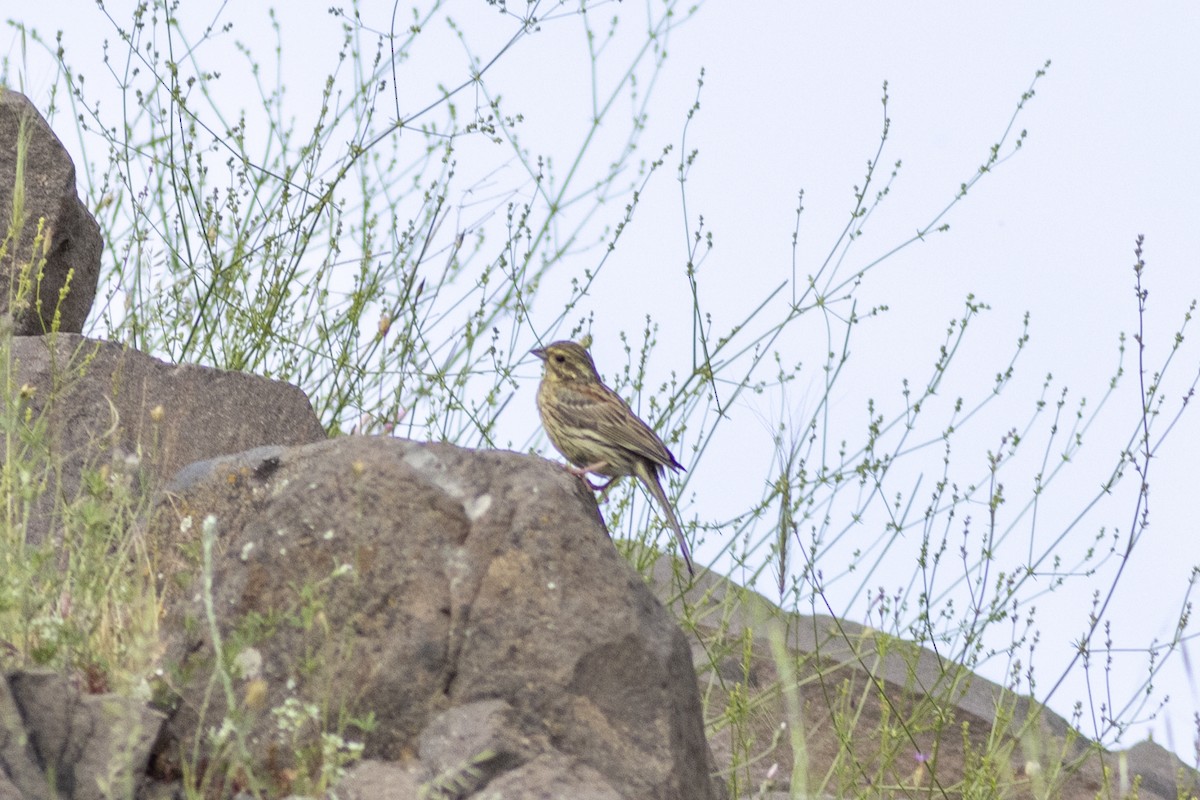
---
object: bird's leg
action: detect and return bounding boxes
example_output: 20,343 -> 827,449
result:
595,476 -> 622,500
565,461 -> 614,492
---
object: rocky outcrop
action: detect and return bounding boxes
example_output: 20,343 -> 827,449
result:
148,438 -> 725,800
1,334 -> 327,545
0,89 -> 101,335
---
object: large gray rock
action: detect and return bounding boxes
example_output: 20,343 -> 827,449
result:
150,437 -> 723,799
0,89 -> 101,334
1,334 -> 326,545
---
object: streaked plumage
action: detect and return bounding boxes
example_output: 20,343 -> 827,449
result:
532,340 -> 693,575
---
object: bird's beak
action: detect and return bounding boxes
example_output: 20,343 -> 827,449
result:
531,347 -> 547,361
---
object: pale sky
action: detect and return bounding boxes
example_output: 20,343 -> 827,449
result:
8,1 -> 1200,765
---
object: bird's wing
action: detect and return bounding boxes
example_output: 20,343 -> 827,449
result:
557,382 -> 684,472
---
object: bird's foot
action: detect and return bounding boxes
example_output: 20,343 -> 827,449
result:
564,461 -> 617,493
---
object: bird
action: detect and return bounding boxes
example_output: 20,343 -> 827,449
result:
532,339 -> 693,575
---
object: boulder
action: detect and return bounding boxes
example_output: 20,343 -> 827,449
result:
1,334 -> 326,545
150,437 -> 723,799
0,89 -> 101,334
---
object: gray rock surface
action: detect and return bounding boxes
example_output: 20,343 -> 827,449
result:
0,675 -> 48,800
418,699 -> 537,788
151,437 -> 723,799
0,89 -> 101,335
2,334 -> 326,544
476,752 -> 624,800
333,759 -> 425,799
0,670 -> 164,800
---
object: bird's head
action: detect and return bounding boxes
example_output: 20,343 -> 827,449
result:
531,340 -> 602,383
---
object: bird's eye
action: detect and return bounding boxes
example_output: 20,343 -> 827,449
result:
554,354 -> 566,364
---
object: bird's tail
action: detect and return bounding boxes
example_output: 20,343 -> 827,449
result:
638,464 -> 694,576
